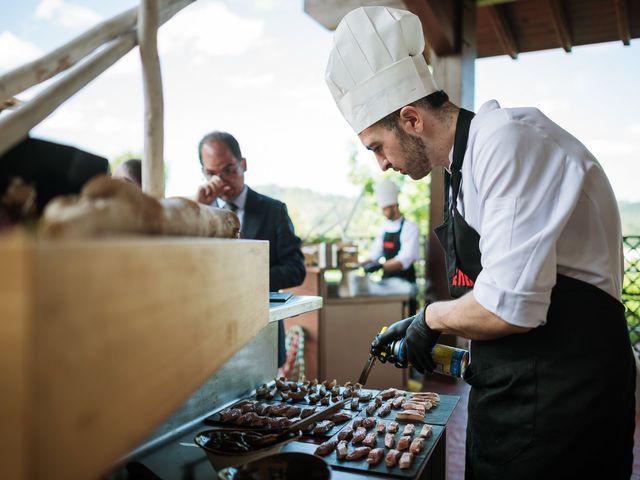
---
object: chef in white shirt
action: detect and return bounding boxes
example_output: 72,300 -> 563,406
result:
362,179 -> 420,314
325,6 -> 635,479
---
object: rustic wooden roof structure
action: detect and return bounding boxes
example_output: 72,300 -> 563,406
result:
305,0 -> 640,60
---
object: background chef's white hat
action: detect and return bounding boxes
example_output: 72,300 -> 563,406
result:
325,6 -> 439,134
375,179 -> 399,208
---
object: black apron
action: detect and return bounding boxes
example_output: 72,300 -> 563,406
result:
435,109 -> 635,479
383,218 -> 417,315
382,218 -> 417,284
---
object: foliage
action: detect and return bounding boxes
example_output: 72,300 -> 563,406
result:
109,151 -> 142,174
109,151 -> 169,184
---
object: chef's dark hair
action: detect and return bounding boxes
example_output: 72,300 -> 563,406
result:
198,131 -> 243,165
373,90 -> 450,131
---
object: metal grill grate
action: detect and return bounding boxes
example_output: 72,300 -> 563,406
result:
624,236 -> 640,352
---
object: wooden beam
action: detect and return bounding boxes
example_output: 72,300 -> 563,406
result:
0,0 -> 192,103
404,0 -> 456,57
485,4 -> 518,59
138,0 -> 165,198
614,0 -> 631,46
547,0 -> 572,52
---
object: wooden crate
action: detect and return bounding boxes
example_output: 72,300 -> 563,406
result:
0,231 -> 268,480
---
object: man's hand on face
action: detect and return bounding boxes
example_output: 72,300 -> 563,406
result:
196,176 -> 225,204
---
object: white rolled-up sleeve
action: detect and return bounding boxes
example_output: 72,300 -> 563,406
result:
470,123 -> 585,328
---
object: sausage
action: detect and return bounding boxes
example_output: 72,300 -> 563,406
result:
338,426 -> 353,441
366,448 -> 385,466
336,440 -> 349,460
352,426 -> 367,444
419,424 -> 433,438
410,437 -> 425,454
377,402 -> 392,417
397,435 -> 412,451
399,452 -> 414,469
363,432 -> 377,448
385,449 -> 401,468
402,423 -> 415,436
396,410 -> 424,423
315,438 -> 338,456
346,446 -> 371,461
362,417 -> 376,429
384,432 -> 395,449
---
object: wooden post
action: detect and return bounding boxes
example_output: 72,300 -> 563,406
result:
427,0 -> 477,302
138,0 -> 165,198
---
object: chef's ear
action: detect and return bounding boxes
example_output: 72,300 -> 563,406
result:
240,157 -> 247,172
398,106 -> 424,135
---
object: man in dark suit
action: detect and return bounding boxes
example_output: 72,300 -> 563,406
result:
195,131 -> 306,366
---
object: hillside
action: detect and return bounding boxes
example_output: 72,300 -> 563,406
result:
256,184 -> 640,241
254,184 -> 380,243
620,202 -> 640,237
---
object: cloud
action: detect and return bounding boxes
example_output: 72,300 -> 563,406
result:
252,0 -> 286,10
0,32 -> 43,71
586,138 -> 640,157
627,123 -> 640,137
159,1 -> 265,58
35,0 -> 101,29
226,73 -> 276,88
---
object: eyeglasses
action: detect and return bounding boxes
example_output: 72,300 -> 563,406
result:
203,161 -> 241,181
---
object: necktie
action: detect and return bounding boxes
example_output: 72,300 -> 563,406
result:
225,202 -> 238,213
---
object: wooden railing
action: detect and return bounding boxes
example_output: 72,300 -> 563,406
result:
0,0 -> 195,198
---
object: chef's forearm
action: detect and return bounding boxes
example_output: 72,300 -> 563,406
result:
424,292 -> 530,341
382,258 -> 403,273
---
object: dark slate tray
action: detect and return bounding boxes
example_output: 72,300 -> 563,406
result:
313,417 -> 445,478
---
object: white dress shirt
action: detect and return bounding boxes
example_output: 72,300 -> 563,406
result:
456,100 -> 623,329
215,185 -> 248,227
369,217 -> 420,271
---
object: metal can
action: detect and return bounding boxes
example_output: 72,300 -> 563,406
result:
431,344 -> 469,378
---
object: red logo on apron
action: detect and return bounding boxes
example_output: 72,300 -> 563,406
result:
451,268 -> 474,287
383,241 -> 395,249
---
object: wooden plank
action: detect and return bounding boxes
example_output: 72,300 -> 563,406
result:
405,0 -> 456,57
0,234 -> 268,480
485,4 -> 519,58
0,0 -> 192,102
547,0 -> 573,52
614,0 -> 631,45
0,231 -> 33,480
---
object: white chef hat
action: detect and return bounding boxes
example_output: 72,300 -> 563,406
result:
325,6 -> 439,134
375,179 -> 399,208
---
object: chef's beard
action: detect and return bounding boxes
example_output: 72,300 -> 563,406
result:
396,127 -> 432,180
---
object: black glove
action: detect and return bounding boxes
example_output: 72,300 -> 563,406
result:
370,315 -> 414,360
405,309 -> 441,374
363,261 -> 382,274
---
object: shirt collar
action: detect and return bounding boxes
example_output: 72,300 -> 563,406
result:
216,185 -> 248,210
446,100 -> 500,171
226,185 -> 248,210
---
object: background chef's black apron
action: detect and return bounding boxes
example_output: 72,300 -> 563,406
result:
435,109 -> 635,479
383,219 -> 417,314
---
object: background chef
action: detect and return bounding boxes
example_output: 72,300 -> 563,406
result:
361,179 -> 420,315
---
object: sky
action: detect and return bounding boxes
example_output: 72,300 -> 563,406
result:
1,0 -> 639,201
